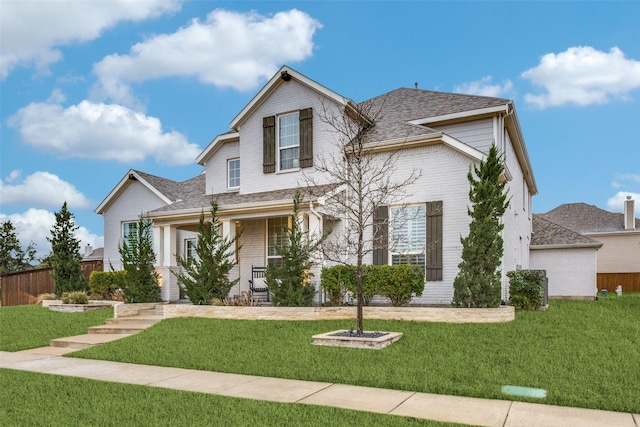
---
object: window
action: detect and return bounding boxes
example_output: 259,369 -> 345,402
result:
123,221 -> 138,242
390,205 -> 426,272
278,112 -> 300,171
228,158 -> 240,189
185,239 -> 197,263
267,217 -> 289,267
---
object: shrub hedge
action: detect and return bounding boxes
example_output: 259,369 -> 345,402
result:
89,271 -> 125,300
321,264 -> 424,306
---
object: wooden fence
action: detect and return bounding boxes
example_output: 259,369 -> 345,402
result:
597,272 -> 640,293
0,260 -> 103,306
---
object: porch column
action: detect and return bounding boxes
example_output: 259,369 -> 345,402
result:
221,219 -> 241,296
307,210 -> 324,304
160,225 -> 179,302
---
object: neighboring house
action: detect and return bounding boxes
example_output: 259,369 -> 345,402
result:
530,215 -> 602,298
82,244 -> 104,262
96,65 -> 537,304
537,197 -> 640,293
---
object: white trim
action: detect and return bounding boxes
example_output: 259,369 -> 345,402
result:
95,170 -> 172,214
230,65 -> 351,130
196,132 -> 239,166
358,133 -> 484,162
531,243 -> 603,250
407,104 -> 509,126
277,111 -> 300,172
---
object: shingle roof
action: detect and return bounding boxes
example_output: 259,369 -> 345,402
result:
538,203 -> 640,233
531,215 -> 602,247
361,88 -> 510,142
133,170 -> 205,203
149,183 -> 339,215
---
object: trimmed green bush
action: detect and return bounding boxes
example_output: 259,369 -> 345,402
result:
371,264 -> 425,306
320,265 -> 356,306
89,271 -> 124,300
507,270 -> 545,310
61,291 -> 89,304
321,264 -> 425,306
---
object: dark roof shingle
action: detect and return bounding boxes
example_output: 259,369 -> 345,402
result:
539,203 -> 640,233
531,215 -> 601,247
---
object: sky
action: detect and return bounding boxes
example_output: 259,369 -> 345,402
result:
1,0 -> 639,260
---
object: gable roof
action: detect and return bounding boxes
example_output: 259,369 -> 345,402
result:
95,169 -> 204,215
531,215 -> 602,249
229,65 -> 359,130
539,203 -> 640,233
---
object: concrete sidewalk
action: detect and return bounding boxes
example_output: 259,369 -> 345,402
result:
1,350 -> 638,427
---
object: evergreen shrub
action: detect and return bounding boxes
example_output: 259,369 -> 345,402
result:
89,271 -> 124,300
507,270 -> 545,310
370,264 -> 424,306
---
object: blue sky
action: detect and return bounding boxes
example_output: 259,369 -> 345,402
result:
1,0 -> 639,259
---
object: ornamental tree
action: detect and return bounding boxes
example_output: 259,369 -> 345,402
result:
173,201 -> 240,304
452,145 -> 509,308
48,202 -> 88,296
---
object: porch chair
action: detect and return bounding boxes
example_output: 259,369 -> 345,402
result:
249,265 -> 269,305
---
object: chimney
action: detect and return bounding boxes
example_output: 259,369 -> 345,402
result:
85,244 -> 93,257
624,196 -> 635,230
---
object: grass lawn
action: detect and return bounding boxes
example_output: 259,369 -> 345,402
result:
0,305 -> 113,351
0,369 -> 459,427
68,294 -> 640,414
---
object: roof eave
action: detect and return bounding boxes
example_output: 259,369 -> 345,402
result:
531,243 -> 603,250
229,65 -> 350,130
504,103 -> 538,195
196,132 -> 240,166
94,170 -> 172,215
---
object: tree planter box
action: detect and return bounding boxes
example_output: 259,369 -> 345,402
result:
312,330 -> 403,349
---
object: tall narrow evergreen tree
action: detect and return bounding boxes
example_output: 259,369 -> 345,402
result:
48,202 -> 87,296
265,190 -> 323,306
0,220 -> 37,275
117,217 -> 160,303
452,145 -> 509,308
174,201 -> 240,304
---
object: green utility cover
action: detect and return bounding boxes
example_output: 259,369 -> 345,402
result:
501,385 -> 547,398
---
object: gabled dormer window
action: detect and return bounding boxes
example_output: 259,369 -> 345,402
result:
263,108 -> 313,174
228,158 -> 240,189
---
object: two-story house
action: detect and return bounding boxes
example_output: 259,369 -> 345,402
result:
96,65 -> 537,304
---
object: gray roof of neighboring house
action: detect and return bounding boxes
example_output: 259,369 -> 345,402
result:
82,247 -> 104,261
531,215 -> 602,247
362,88 -> 510,142
538,203 -> 640,233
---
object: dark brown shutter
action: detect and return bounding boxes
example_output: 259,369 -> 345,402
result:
263,116 -> 276,174
426,201 -> 443,281
299,108 -> 313,168
373,205 -> 389,265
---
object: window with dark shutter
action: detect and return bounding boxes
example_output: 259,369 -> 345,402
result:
263,116 -> 276,174
426,201 -> 443,281
299,107 -> 313,168
373,205 -> 389,265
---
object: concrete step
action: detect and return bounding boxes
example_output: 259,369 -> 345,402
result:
106,315 -> 163,326
88,324 -> 151,334
50,333 -> 130,349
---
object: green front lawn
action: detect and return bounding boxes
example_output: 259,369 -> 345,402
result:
0,369 -> 459,427
68,295 -> 640,413
0,305 -> 113,351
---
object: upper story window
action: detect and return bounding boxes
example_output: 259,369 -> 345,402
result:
263,108 -> 313,174
228,158 -> 240,189
278,112 -> 300,171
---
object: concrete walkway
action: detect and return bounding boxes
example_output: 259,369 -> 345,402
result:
1,349 -> 638,427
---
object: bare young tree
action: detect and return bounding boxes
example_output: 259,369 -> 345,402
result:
304,97 -> 421,334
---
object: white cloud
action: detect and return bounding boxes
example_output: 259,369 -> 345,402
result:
522,46 -> 640,109
1,170 -> 91,209
616,173 -> 640,183
454,76 -> 513,98
92,8 -> 322,105
8,99 -> 200,165
0,209 -> 103,260
607,191 -> 640,213
0,0 -> 181,79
